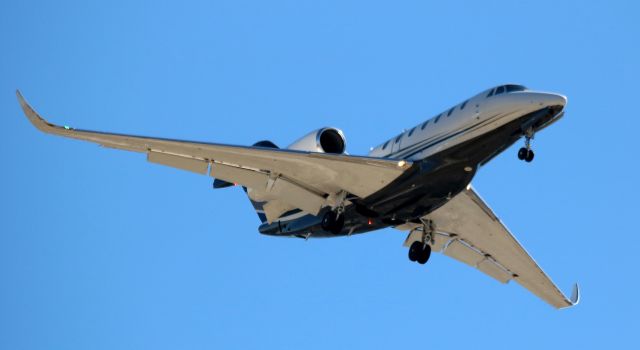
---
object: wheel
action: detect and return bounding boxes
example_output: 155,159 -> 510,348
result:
331,214 -> 345,235
525,149 -> 535,162
321,211 -> 344,234
517,147 -> 527,160
417,244 -> 432,265
321,211 -> 336,231
408,241 -> 422,262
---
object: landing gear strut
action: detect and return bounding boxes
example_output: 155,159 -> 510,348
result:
321,192 -> 347,235
517,128 -> 535,163
408,219 -> 434,265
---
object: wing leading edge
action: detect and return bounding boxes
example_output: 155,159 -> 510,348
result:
404,186 -> 579,309
17,91 -> 412,222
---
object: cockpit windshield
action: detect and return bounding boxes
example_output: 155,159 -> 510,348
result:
487,84 -> 527,97
505,84 -> 527,93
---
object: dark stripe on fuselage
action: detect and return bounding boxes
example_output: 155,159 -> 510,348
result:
386,112 -> 506,160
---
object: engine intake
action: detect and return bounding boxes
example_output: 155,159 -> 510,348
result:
287,127 -> 346,154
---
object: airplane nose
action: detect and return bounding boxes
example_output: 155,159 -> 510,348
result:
538,92 -> 567,108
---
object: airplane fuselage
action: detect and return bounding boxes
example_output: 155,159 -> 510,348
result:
259,85 -> 566,238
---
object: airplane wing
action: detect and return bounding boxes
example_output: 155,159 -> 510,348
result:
404,186 -> 579,309
17,91 -> 412,222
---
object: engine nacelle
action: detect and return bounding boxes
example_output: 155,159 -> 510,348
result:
287,127 -> 346,154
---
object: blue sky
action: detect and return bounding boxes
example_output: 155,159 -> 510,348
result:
1,1 -> 638,349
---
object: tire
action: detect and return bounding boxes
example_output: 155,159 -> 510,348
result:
417,244 -> 432,265
331,214 -> 345,235
518,147 -> 527,160
525,149 -> 535,163
409,241 -> 422,262
321,211 -> 336,231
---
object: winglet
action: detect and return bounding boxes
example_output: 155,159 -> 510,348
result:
16,90 -> 69,134
569,283 -> 580,306
560,283 -> 580,309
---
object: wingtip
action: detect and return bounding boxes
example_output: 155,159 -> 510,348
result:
15,89 -> 32,113
559,283 -> 580,309
16,89 -> 27,107
570,283 -> 580,306
15,90 -> 58,133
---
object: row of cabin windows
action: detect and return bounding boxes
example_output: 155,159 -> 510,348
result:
381,98 -> 471,150
381,84 -> 528,151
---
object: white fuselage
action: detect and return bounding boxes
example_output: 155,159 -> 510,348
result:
368,85 -> 566,161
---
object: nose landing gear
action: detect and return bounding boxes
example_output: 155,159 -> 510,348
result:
518,147 -> 534,162
517,128 -> 535,163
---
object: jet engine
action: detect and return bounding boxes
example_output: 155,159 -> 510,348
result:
287,127 -> 346,154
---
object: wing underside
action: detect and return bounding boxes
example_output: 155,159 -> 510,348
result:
404,186 -> 579,309
17,91 -> 412,222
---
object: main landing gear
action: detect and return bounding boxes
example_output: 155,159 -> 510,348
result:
517,128 -> 535,163
321,209 -> 344,235
409,241 -> 431,264
322,192 -> 347,235
408,219 -> 434,265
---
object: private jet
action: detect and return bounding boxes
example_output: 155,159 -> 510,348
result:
16,84 -> 579,308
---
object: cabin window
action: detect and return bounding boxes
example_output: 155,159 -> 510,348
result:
421,120 -> 429,130
460,100 -> 468,110
382,140 -> 390,150
447,107 -> 454,116
487,89 -> 494,97
395,134 -> 402,143
434,114 -> 441,123
408,127 -> 416,137
495,86 -> 505,95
